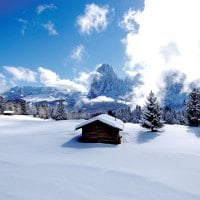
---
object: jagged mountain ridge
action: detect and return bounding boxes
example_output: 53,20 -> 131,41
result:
2,86 -> 83,111
88,64 -> 139,99
2,64 -> 138,113
3,64 -> 137,102
1,64 -> 191,110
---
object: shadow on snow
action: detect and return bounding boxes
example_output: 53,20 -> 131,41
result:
186,126 -> 200,138
61,135 -> 118,149
136,130 -> 161,144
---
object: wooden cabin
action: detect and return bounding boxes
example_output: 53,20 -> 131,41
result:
75,114 -> 124,144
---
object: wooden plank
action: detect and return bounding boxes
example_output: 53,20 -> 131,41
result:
81,120 -> 121,144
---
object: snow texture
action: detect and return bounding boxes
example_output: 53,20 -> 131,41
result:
1,115 -> 200,200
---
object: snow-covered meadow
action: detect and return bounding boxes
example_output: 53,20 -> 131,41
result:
1,115 -> 200,200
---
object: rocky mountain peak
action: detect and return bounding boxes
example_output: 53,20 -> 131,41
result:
88,64 -> 133,99
96,64 -> 116,78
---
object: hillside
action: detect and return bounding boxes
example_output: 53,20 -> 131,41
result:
1,115 -> 200,200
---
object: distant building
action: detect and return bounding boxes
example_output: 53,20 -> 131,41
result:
75,114 -> 124,144
3,110 -> 15,115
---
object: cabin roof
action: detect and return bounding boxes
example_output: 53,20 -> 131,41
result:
75,114 -> 124,131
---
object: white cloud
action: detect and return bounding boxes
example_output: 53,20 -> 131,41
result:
75,71 -> 101,85
0,73 -> 8,93
4,66 -> 37,82
18,18 -> 28,36
36,4 -> 56,15
70,44 -> 85,62
125,70 -> 139,77
122,0 -> 200,105
42,21 -> 58,36
74,70 -> 102,95
18,19 -> 27,24
77,3 -> 111,35
119,8 -> 139,32
159,42 -> 180,63
75,72 -> 91,84
38,67 -> 87,93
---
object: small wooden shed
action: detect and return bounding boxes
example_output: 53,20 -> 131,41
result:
75,114 -> 124,144
3,110 -> 15,115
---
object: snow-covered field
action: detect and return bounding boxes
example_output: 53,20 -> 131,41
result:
1,115 -> 200,200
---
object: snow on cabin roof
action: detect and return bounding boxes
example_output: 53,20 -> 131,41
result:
3,111 -> 14,114
75,114 -> 124,131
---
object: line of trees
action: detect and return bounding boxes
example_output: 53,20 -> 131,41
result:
0,98 -> 92,120
135,88 -> 200,131
0,88 -> 200,127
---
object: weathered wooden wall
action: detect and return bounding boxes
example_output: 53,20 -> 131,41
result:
81,120 -> 121,144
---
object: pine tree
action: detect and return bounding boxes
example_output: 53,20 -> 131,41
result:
162,107 -> 177,124
29,104 -> 38,117
0,96 -> 6,114
186,88 -> 200,127
108,110 -> 115,117
37,104 -> 51,119
142,91 -> 163,131
132,105 -> 142,123
176,110 -> 187,125
53,100 -> 67,120
20,99 -> 27,115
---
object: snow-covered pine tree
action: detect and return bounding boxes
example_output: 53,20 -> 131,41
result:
20,99 -> 27,115
38,104 -> 51,119
142,91 -> 163,131
162,107 -> 177,124
132,105 -> 142,123
0,96 -> 6,114
186,88 -> 200,127
176,110 -> 187,125
35,104 -> 40,117
53,100 -> 67,120
29,104 -> 38,117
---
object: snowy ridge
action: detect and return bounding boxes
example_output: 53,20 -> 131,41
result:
2,86 -> 82,102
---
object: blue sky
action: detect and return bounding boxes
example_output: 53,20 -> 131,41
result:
0,0 -> 144,93
1,0 -> 200,104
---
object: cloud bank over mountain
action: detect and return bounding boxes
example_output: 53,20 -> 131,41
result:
122,0 -> 200,104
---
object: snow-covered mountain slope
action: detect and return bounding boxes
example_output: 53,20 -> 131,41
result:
88,64 -> 139,99
1,65 -> 140,112
2,65 -> 196,110
1,115 -> 200,200
81,100 -> 130,113
3,86 -> 82,103
2,65 -> 138,103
